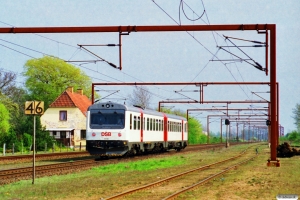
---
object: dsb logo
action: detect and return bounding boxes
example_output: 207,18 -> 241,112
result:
101,132 -> 111,136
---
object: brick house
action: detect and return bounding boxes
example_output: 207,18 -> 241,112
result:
40,86 -> 91,149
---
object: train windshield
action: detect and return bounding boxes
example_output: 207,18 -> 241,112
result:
90,109 -> 125,129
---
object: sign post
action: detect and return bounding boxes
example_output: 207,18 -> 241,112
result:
25,101 -> 44,185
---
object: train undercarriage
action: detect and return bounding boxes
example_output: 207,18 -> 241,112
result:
87,140 -> 187,160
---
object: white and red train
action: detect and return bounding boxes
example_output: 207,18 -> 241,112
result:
86,102 -> 188,156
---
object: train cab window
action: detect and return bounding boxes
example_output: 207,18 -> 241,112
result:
143,117 -> 145,130
134,116 -> 137,130
130,114 -> 132,130
180,123 -> 182,132
90,109 -> 125,129
138,117 -> 141,130
168,121 -> 170,131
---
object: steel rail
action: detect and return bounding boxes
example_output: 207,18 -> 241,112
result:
0,143 -> 252,186
0,151 -> 89,162
104,145 -> 256,200
163,154 -> 258,200
0,159 -> 96,185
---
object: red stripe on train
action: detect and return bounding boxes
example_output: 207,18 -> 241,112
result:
139,109 -> 144,142
163,113 -> 168,141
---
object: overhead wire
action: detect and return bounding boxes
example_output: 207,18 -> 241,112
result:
152,0 -> 265,105
0,34 -> 174,103
179,0 -> 205,25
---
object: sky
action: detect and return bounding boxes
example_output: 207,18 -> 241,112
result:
0,0 -> 299,134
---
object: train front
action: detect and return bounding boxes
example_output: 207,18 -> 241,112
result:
86,102 -> 128,156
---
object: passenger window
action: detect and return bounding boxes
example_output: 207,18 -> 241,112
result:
134,116 -> 137,130
147,118 -> 149,131
172,122 -> 175,132
152,118 -> 155,131
156,119 -> 158,131
150,118 -> 152,131
138,117 -> 140,130
159,120 -> 161,131
130,114 -> 132,130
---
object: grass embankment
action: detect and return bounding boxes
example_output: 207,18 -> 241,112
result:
0,144 -> 299,200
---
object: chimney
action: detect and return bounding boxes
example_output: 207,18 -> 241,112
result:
77,89 -> 83,95
66,86 -> 73,93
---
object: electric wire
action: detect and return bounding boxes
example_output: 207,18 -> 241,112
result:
0,36 -> 174,104
152,1 -> 267,106
179,0 -> 205,25
152,1 -> 246,90
181,0 -> 218,46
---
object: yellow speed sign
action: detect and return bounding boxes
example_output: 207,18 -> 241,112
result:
25,101 -> 44,115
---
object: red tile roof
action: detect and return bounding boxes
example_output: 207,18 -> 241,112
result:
49,90 -> 91,116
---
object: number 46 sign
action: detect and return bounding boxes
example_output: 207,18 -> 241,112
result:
25,101 -> 44,115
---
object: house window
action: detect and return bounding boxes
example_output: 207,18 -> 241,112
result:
59,111 -> 67,121
81,130 -> 86,140
53,131 -> 57,136
60,131 -> 66,138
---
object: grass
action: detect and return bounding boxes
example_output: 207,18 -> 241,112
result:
92,157 -> 185,174
0,144 -> 299,200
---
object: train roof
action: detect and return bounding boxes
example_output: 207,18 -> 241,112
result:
88,102 -> 186,121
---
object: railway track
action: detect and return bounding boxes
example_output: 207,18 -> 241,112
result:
104,144 -> 259,200
0,151 -> 90,164
0,142 -> 243,164
0,159 -> 97,185
0,142 -> 251,185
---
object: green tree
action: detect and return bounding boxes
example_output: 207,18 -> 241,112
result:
292,103 -> 300,131
0,102 -> 10,136
23,56 -> 92,108
288,130 -> 300,143
188,117 -> 205,144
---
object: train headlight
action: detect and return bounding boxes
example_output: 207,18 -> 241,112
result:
106,104 -> 110,108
